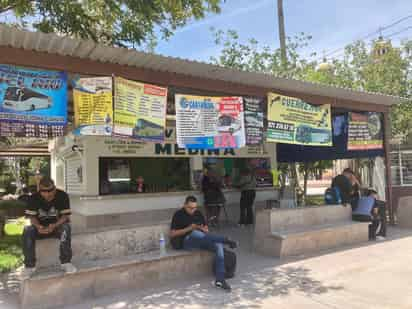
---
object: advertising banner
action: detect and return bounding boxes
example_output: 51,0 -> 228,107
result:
348,112 -> 383,150
267,92 -> 332,146
0,64 -> 67,137
175,94 -> 246,149
244,97 -> 264,145
113,76 -> 167,141
73,77 -> 113,136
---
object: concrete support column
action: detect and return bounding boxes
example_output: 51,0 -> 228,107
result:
83,137 -> 99,196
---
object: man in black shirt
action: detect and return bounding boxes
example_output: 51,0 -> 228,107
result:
331,168 -> 360,208
21,176 -> 76,279
170,195 -> 237,292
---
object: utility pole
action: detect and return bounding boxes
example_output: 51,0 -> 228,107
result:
277,0 -> 287,70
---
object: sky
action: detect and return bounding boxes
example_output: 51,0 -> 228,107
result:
155,0 -> 412,63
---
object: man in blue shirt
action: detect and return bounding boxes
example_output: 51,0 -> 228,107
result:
352,188 -> 386,240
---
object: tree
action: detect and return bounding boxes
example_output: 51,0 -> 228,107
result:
0,0 -> 222,48
211,30 -> 411,140
211,29 -> 412,203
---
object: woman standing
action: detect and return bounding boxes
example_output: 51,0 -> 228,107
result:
238,168 -> 256,227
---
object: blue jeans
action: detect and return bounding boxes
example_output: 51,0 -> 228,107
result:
22,223 -> 72,267
183,230 -> 225,281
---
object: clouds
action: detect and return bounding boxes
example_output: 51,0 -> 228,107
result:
174,0 -> 273,34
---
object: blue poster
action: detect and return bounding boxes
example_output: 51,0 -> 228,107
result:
0,65 -> 67,137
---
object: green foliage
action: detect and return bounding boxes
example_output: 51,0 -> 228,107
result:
0,0 -> 222,47
210,28 -> 315,78
211,29 -> 412,142
0,220 -> 24,273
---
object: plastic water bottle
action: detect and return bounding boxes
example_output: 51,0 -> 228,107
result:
159,232 -> 166,256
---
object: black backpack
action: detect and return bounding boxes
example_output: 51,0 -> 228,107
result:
212,248 -> 237,279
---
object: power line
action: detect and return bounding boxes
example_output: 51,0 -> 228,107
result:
385,25 -> 412,40
313,14 -> 412,61
328,25 -> 412,60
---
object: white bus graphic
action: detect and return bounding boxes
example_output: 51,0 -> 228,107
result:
2,87 -> 52,111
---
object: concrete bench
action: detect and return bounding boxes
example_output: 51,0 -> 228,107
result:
21,249 -> 214,309
254,205 -> 369,258
35,221 -> 170,268
397,196 -> 412,228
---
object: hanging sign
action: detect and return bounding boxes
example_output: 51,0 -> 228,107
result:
175,94 -> 246,149
0,64 -> 67,137
348,112 -> 383,150
244,97 -> 264,145
113,76 -> 167,142
73,77 -> 113,136
267,92 -> 332,146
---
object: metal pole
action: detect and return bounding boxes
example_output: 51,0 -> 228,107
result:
277,0 -> 287,71
383,112 -> 394,224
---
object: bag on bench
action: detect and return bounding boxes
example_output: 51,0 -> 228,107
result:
213,248 -> 237,279
324,187 -> 342,205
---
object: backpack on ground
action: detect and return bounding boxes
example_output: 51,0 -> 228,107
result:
212,248 -> 236,279
324,187 -> 342,205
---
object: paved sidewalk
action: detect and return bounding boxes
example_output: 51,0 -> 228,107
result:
2,227 -> 412,309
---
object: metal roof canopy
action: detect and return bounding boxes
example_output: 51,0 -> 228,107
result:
0,25 -> 401,113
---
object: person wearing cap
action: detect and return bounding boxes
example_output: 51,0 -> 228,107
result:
21,176 -> 76,279
352,188 -> 386,240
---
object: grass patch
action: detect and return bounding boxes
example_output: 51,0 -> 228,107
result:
0,219 -> 24,273
305,195 -> 325,206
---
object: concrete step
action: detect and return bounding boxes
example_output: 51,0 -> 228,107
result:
35,222 -> 170,268
21,249 -> 214,309
256,221 -> 369,258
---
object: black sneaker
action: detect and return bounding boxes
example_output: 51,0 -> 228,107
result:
224,238 -> 238,249
215,279 -> 231,292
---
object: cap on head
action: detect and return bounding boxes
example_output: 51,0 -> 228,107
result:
367,187 -> 378,196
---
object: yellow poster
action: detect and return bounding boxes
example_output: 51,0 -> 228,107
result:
114,77 -> 167,141
73,77 -> 113,136
267,92 -> 332,146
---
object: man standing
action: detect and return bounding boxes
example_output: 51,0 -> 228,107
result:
238,167 -> 256,227
170,196 -> 237,292
21,176 -> 76,279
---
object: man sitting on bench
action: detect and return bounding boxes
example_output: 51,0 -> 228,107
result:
21,177 -> 77,279
170,195 -> 237,292
352,188 -> 386,241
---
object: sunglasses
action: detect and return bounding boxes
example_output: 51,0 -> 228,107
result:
40,187 -> 55,193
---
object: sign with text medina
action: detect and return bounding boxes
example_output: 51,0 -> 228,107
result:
0,65 -> 67,138
267,93 -> 332,146
348,112 -> 383,150
73,77 -> 113,136
113,76 -> 167,141
175,94 -> 246,149
244,97 -> 264,145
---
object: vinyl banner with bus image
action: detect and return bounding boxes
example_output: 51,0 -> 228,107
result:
0,64 -> 67,138
73,76 -> 113,136
175,94 -> 246,149
113,76 -> 167,142
266,92 -> 332,146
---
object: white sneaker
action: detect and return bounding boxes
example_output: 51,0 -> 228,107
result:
61,263 -> 77,274
376,236 -> 386,241
20,267 -> 36,280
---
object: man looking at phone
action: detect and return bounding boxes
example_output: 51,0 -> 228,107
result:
170,195 -> 237,292
21,176 -> 76,279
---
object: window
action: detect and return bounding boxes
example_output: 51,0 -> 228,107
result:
99,157 -> 191,195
